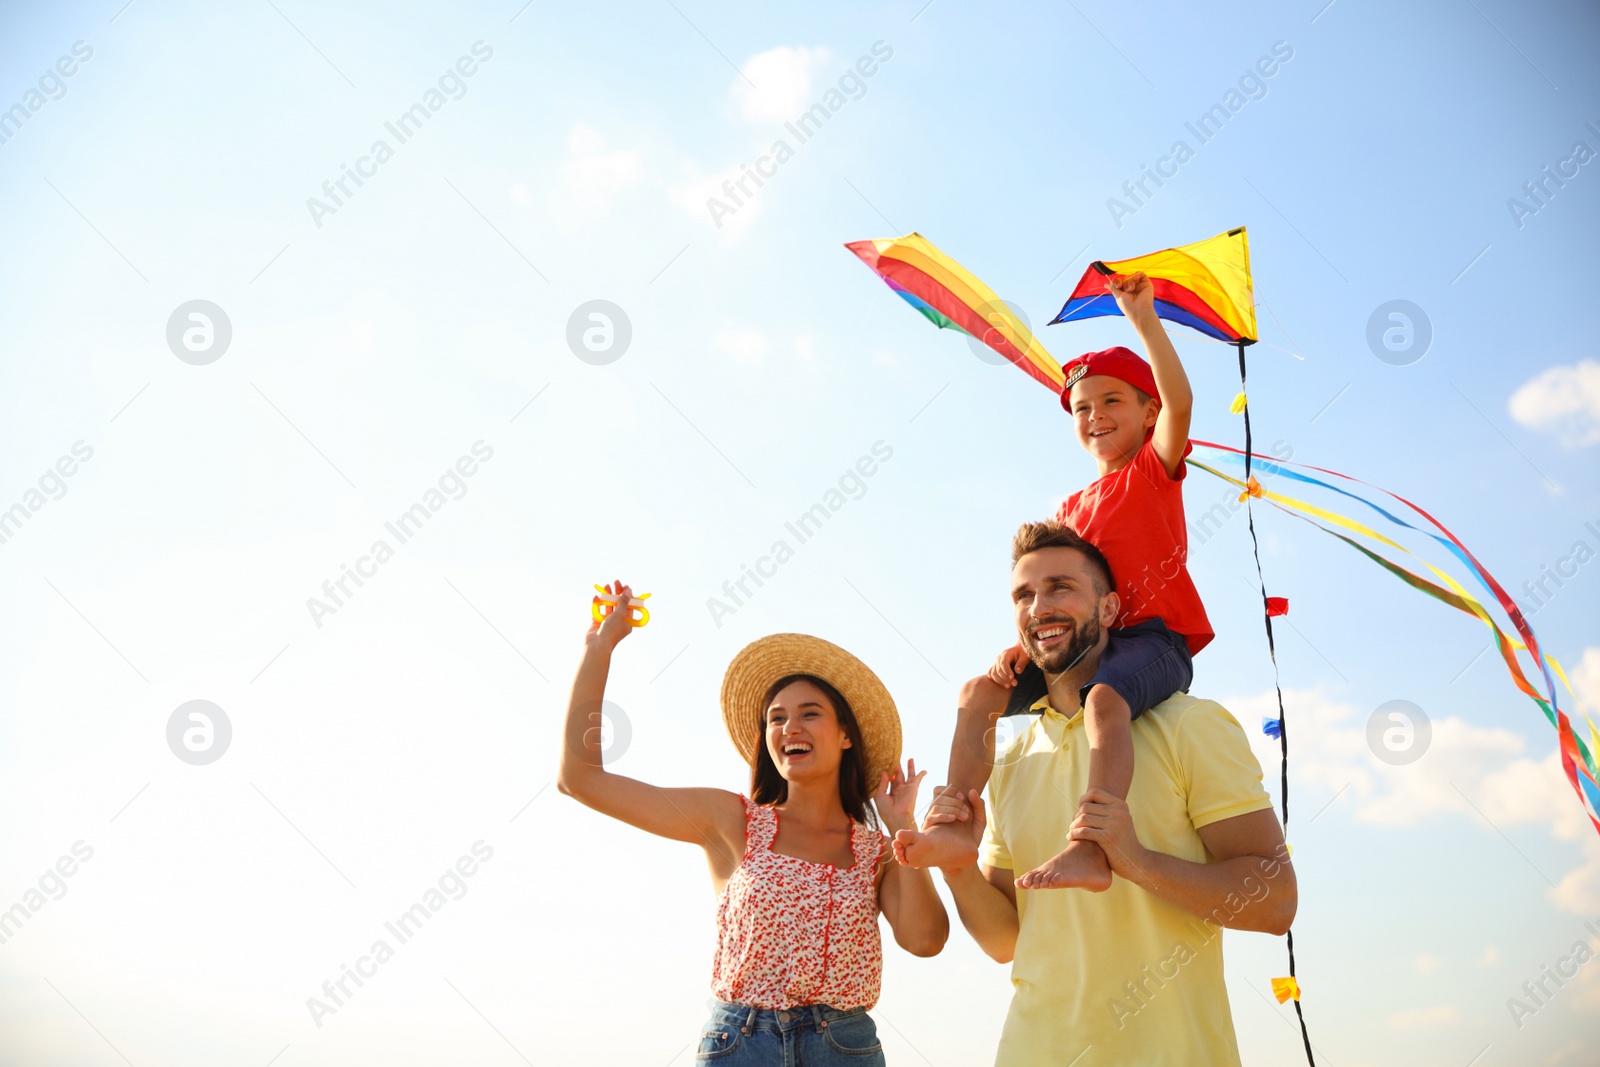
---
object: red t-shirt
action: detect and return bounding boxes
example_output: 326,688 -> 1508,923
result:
1055,437 -> 1213,656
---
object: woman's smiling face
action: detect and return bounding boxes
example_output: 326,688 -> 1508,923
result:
764,678 -> 853,783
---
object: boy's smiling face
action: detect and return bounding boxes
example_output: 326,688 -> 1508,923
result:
1068,373 -> 1160,471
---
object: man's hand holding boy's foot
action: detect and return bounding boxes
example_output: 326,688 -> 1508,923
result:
893,785 -> 980,870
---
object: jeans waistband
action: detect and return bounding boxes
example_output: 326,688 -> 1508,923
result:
707,999 -> 867,1035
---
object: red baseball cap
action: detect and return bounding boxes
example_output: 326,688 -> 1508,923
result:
1058,346 -> 1158,411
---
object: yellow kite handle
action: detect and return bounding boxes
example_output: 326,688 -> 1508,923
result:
591,586 -> 651,627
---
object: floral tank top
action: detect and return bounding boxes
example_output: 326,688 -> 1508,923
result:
709,797 -> 885,1010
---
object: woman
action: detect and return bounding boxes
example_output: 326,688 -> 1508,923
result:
558,582 -> 948,1065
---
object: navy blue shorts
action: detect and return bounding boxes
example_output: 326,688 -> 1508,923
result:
1001,618 -> 1193,719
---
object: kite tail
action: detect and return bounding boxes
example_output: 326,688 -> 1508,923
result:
1234,342 -> 1316,1066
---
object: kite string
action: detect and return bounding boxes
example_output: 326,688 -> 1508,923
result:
1255,300 -> 1306,360
1233,341 -> 1316,1067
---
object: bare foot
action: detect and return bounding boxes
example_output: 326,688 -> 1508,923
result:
1015,839 -> 1112,891
893,822 -> 979,869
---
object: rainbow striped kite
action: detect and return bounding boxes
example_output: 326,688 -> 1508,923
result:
845,233 -> 1066,393
1053,227 -> 1259,345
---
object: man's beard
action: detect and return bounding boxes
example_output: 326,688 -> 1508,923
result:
1025,612 -> 1100,674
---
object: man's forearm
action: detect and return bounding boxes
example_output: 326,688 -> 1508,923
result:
1113,845 -> 1296,935
941,863 -> 1019,963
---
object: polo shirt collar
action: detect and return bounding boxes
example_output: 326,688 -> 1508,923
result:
1028,694 -> 1083,746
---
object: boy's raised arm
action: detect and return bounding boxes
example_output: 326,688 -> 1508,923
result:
1109,271 -> 1193,477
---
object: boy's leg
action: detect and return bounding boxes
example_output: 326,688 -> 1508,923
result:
1016,622 -> 1191,890
895,679 -> 1005,868
1013,686 -> 1127,890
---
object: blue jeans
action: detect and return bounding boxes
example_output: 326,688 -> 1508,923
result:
696,1001 -> 885,1065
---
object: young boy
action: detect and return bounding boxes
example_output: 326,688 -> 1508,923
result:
900,270 -> 1212,889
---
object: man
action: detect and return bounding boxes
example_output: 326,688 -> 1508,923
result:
897,521 -> 1296,1065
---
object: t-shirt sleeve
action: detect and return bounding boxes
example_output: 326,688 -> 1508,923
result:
1135,435 -> 1192,483
1176,700 -> 1274,829
978,768 -> 1014,872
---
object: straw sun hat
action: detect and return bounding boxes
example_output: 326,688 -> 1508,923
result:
720,633 -> 902,788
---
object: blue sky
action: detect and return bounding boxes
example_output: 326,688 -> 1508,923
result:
0,1 -> 1597,1064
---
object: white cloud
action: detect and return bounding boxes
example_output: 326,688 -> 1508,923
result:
1551,1037 -> 1599,1065
1572,954 -> 1600,1013
1387,1004 -> 1461,1030
1478,749 -> 1593,842
1230,687 -> 1539,829
668,166 -> 762,245
1572,647 -> 1600,716
1508,359 -> 1600,447
714,328 -> 768,362
1550,836 -> 1600,915
734,46 -> 832,122
550,123 -> 641,222
1229,686 -> 1600,911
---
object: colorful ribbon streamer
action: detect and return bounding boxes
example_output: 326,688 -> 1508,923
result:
1188,440 -> 1600,834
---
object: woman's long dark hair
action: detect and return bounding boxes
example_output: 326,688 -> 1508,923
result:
751,674 -> 874,828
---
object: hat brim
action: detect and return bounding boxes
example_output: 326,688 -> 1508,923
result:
1058,346 -> 1158,410
720,634 -> 902,790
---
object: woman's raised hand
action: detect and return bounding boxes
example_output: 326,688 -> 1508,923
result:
872,758 -> 928,835
586,579 -> 638,651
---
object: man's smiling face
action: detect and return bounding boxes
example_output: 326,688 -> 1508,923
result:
1011,546 -> 1115,674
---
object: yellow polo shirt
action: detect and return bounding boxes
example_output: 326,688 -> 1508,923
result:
979,692 -> 1273,1067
